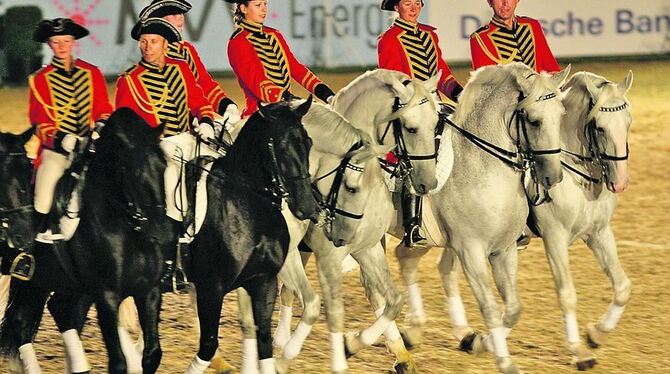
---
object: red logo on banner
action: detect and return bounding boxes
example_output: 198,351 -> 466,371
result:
52,0 -> 110,49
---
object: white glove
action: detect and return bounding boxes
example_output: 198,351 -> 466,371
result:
222,104 -> 241,126
197,122 -> 215,141
61,134 -> 79,153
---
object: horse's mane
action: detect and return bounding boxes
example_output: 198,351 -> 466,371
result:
563,72 -> 629,122
302,102 -> 363,156
454,62 -> 560,125
334,69 -> 409,106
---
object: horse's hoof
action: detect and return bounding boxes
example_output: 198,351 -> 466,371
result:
394,358 -> 417,374
459,331 -> 486,355
585,322 -> 609,349
211,356 -> 235,374
275,356 -> 290,374
576,358 -> 598,371
344,332 -> 362,358
497,357 -> 522,374
399,326 -> 422,350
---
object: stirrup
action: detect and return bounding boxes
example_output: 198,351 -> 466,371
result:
404,225 -> 428,248
10,253 -> 35,281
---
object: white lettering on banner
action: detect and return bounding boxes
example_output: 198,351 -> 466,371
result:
433,0 -> 670,61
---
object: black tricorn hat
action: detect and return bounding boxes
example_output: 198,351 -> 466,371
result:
131,18 -> 182,43
33,18 -> 89,43
139,0 -> 192,20
381,0 -> 424,11
222,0 -> 248,4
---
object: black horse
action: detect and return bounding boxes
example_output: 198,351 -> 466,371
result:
185,98 -> 319,372
0,108 -> 174,374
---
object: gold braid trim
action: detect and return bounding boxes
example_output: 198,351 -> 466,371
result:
28,75 -> 74,123
125,75 -> 169,115
474,32 -> 517,65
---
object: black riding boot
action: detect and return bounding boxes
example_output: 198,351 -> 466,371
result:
401,185 -> 427,248
160,219 -> 192,294
10,211 -> 49,281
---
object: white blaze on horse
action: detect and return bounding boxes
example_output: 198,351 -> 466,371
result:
390,62 -> 570,374
527,70 -> 634,370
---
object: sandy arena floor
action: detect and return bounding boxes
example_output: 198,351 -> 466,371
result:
0,61 -> 669,373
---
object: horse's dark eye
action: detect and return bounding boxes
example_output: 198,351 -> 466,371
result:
345,186 -> 357,194
406,127 -> 417,134
597,127 -> 605,133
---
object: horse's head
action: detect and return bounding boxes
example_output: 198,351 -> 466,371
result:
382,73 -> 441,194
332,69 -> 440,195
566,71 -> 634,193
0,129 -> 35,251
259,98 -> 320,222
94,108 -> 168,225
513,63 -> 571,189
312,139 -> 391,247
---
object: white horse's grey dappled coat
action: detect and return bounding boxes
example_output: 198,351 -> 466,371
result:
391,62 -> 571,374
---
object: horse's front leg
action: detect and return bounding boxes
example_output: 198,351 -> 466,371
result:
47,293 -> 93,374
0,280 -> 50,374
584,227 -> 632,349
543,232 -> 597,370
437,247 -> 482,354
246,274 -> 280,374
274,248 -> 312,350
313,244 -> 348,374
94,290 -> 127,374
456,243 -> 520,374
134,286 -> 163,374
237,288 -> 259,374
394,239 -> 430,349
275,247 -> 320,373
352,242 -> 412,374
185,279 -> 225,374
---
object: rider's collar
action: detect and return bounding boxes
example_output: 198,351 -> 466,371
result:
51,56 -> 75,73
491,16 -> 518,31
239,19 -> 264,34
394,17 -> 419,34
140,59 -> 166,73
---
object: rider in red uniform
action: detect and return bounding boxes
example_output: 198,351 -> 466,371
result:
225,0 -> 335,118
470,0 -> 559,73
137,0 -> 240,124
11,18 -> 113,281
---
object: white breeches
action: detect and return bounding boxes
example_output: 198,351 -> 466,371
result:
34,149 -> 72,214
161,133 -> 220,222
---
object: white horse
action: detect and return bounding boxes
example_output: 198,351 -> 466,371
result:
527,70 -> 634,370
283,69 -> 441,374
391,62 -> 570,373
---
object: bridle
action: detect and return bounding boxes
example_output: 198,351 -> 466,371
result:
443,91 -> 562,205
312,141 -> 366,232
265,125 -> 312,205
561,101 -> 630,185
378,80 -> 438,186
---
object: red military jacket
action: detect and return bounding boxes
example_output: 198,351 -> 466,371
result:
378,18 -> 462,103
29,57 -> 112,150
228,19 -> 326,118
115,57 -> 215,138
470,16 -> 560,73
167,40 -> 231,113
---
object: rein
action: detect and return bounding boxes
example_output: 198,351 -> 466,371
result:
560,101 -> 630,185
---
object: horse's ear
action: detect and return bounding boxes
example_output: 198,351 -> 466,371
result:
257,101 -> 269,118
551,64 -> 571,88
423,71 -> 441,92
584,75 -> 600,101
18,127 -> 34,145
618,70 -> 633,95
294,95 -> 313,118
389,78 -> 413,103
151,123 -> 165,140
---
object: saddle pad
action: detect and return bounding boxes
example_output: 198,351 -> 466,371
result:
422,196 -> 446,248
